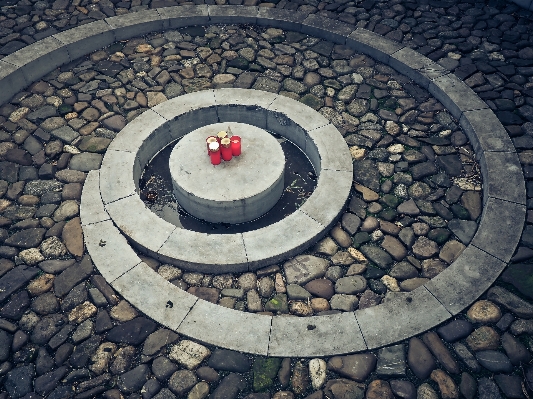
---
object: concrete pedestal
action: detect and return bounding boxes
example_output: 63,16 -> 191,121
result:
169,122 -> 285,224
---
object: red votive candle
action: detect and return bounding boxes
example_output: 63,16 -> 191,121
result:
217,131 -> 228,144
231,136 -> 241,156
220,138 -> 232,161
208,142 -> 221,165
206,136 -> 217,155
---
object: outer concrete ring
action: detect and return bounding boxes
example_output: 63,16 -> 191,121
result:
1,5 -> 526,356
98,88 -> 353,273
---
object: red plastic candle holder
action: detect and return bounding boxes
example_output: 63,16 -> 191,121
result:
208,142 -> 221,165
206,136 -> 217,155
220,138 -> 232,161
231,136 -> 241,156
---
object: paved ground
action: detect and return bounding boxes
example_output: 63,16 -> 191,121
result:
1,0 -> 533,398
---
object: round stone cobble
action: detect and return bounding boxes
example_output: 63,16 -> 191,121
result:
0,1 -> 532,399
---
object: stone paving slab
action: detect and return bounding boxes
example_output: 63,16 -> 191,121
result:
157,229 -> 248,273
425,245 -> 506,315
347,28 -> 404,64
53,20 -> 116,62
306,124 -> 353,173
2,36 -> 70,83
428,74 -> 489,119
298,169 -> 352,229
207,5 -> 259,25
355,287 -> 451,349
157,5 -> 209,30
177,299 -> 272,355
83,219 -> 142,282
242,210 -> 325,269
471,197 -> 526,263
268,312 -> 366,357
108,109 -> 169,154
80,170 -> 110,226
99,150 -> 138,205
388,47 -> 448,89
105,9 -> 164,41
301,14 -> 354,45
256,8 -> 307,31
214,88 -> 277,130
460,108 -> 516,155
0,60 -> 28,112
479,151 -> 527,205
105,194 -> 176,255
112,262 -> 198,331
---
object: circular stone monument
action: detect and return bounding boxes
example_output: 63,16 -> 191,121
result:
169,122 -> 285,224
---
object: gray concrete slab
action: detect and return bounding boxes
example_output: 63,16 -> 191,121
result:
83,219 -> 142,282
388,47 -> 447,89
80,170 -> 109,226
153,92 -> 218,140
106,9 -> 163,41
54,20 -> 115,61
166,108 -> 219,141
479,151 -> 526,205
217,104 -> 269,130
0,60 -> 28,107
153,90 -> 216,118
157,5 -> 209,29
298,169 -> 351,229
99,150 -> 137,205
301,14 -> 354,45
243,210 -> 325,270
207,5 -> 258,24
355,286 -> 451,349
107,109 -> 170,181
112,262 -> 197,330
511,0 -> 533,9
346,28 -> 404,64
3,36 -> 70,83
214,88 -> 277,129
105,194 -> 176,254
157,229 -> 249,274
266,110 -> 308,151
425,245 -> 506,315
428,74 -> 488,120
108,109 -> 169,154
268,312 -> 366,357
256,8 -> 307,31
267,96 -> 329,151
306,124 -> 353,173
460,109 -> 515,155
214,88 -> 278,109
470,197 -> 525,263
177,298 -> 271,355
269,94 -> 330,133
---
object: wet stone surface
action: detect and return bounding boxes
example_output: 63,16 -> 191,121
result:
23,23 -> 484,317
0,0 -> 533,397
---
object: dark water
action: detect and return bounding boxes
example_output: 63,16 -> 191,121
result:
139,134 -> 316,234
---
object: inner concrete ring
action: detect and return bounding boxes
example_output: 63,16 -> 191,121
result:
1,5 -> 524,356
97,88 -> 353,273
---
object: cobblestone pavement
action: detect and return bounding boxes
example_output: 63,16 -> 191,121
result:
1,0 -> 533,398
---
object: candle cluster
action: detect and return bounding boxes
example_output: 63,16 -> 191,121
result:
206,129 -> 241,165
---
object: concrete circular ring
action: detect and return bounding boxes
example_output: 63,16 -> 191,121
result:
97,88 -> 352,273
0,5 -> 525,357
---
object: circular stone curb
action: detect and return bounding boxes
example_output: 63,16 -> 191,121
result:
97,88 -> 352,273
1,5 -> 526,356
